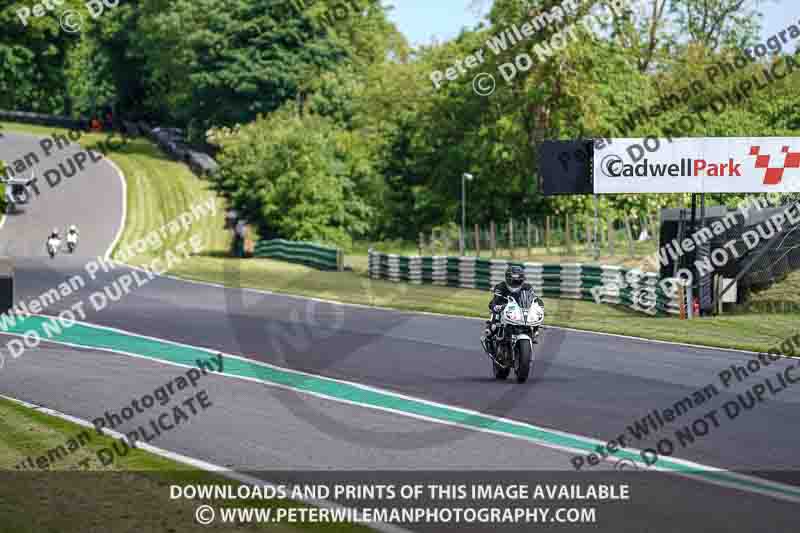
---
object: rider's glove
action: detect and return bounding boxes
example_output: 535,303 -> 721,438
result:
493,305 -> 504,312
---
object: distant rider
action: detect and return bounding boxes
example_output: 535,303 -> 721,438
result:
47,228 -> 61,255
481,265 -> 543,351
67,224 -> 79,245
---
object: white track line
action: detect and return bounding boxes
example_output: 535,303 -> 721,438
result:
79,126 -> 781,358
0,392 -> 412,533
2,319 -> 800,504
103,156 -> 127,261
120,265 -> 798,360
0,130 -> 411,530
9,126 -> 798,501
0,128 -> 126,260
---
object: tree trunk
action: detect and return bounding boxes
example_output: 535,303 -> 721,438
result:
545,216 -> 550,252
490,221 -> 496,258
526,218 -> 531,258
624,216 -> 635,257
607,218 -> 615,256
509,218 -> 515,259
565,214 -> 573,253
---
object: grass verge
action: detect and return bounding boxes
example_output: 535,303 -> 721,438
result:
2,121 -> 797,353
0,120 -> 230,264
348,240 -> 658,270
0,396 -> 369,532
167,255 -> 797,353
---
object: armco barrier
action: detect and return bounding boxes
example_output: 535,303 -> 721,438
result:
0,110 -> 218,178
0,109 -> 87,131
368,250 -> 679,316
254,239 -> 343,271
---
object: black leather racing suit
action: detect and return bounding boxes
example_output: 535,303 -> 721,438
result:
484,281 -> 540,341
488,281 -> 535,312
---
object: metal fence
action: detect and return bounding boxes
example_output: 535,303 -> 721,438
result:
368,250 -> 679,316
419,214 -> 659,259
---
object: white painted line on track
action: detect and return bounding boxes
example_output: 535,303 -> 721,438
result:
3,319 -> 800,504
0,128 -> 127,260
103,156 -> 127,261
6,126 -> 799,503
117,265 -> 800,361
0,392 -> 413,533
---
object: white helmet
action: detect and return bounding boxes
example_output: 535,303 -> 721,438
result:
69,225 -> 77,232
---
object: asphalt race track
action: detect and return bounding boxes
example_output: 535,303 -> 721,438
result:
1,131 -> 799,531
0,130 -> 123,258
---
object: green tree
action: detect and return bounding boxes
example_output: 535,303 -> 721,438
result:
213,109 -> 376,248
0,0 -> 85,113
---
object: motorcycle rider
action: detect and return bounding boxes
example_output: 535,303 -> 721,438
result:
481,265 -> 543,353
46,228 -> 61,256
66,224 -> 79,247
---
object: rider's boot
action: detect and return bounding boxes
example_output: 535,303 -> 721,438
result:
480,321 -> 497,355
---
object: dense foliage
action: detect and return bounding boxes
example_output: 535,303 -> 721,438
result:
2,0 -> 798,247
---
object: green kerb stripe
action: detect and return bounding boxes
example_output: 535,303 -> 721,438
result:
3,314 -> 800,501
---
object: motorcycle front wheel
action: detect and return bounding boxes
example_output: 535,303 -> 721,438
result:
515,341 -> 532,383
492,359 -> 510,380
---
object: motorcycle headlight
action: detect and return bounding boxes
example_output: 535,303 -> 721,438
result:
505,308 -> 523,322
527,304 -> 543,323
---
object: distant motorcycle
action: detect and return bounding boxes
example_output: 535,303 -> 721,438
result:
46,238 -> 61,259
481,288 -> 544,383
66,233 -> 78,253
3,172 -> 35,214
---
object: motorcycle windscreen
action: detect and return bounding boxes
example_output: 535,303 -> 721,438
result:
517,288 -> 534,309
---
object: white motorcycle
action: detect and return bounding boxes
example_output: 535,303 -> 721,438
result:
481,289 -> 544,383
46,238 -> 61,259
66,232 -> 78,253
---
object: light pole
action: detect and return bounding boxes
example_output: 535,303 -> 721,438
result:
462,173 -> 474,254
